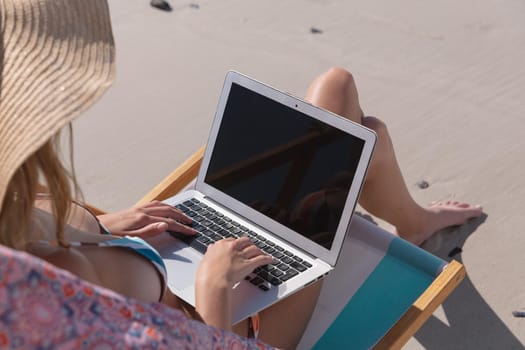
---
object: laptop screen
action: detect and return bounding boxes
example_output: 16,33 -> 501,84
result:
204,83 -> 365,249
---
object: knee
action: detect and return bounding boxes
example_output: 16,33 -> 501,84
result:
306,66 -> 362,121
321,67 -> 356,92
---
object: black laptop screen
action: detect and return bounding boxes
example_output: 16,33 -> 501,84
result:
204,83 -> 365,249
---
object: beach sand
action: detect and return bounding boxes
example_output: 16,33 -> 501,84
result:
74,0 -> 525,348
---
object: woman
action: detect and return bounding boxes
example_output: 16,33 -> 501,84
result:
0,0 -> 482,349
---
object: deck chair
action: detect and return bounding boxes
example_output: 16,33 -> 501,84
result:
132,145 -> 465,349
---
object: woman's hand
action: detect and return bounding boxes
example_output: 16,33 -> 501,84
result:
195,237 -> 273,330
198,237 -> 273,287
97,201 -> 196,237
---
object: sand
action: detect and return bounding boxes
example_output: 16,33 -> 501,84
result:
74,0 -> 525,348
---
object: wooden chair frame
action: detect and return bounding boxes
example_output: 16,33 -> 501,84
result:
133,145 -> 465,349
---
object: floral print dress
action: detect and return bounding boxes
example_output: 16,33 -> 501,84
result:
0,244 -> 273,349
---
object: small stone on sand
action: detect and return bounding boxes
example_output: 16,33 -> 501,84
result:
417,179 -> 429,189
150,0 -> 172,12
310,27 -> 323,34
512,310 -> 525,318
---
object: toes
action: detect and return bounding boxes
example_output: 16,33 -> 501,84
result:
430,200 -> 479,210
428,201 -> 483,220
456,202 -> 471,209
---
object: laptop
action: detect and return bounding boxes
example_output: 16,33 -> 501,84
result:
150,71 -> 376,324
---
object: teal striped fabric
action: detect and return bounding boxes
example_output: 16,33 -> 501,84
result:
313,237 -> 445,349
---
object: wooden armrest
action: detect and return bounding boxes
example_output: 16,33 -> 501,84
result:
374,260 -> 466,349
136,145 -> 205,206
82,204 -> 106,216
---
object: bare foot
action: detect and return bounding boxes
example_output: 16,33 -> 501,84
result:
397,201 -> 483,246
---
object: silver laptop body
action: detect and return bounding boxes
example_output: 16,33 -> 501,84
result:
150,71 -> 376,324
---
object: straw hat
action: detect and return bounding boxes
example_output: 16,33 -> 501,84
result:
0,0 -> 115,211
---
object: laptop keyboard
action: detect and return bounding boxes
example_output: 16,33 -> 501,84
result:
171,198 -> 312,292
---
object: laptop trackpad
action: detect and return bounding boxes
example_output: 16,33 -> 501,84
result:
148,233 -> 201,303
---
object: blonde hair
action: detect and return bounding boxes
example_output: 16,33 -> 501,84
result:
0,126 -> 79,249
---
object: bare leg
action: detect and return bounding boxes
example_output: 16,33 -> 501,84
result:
230,67 -> 482,348
305,67 -> 482,245
233,280 -> 323,349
